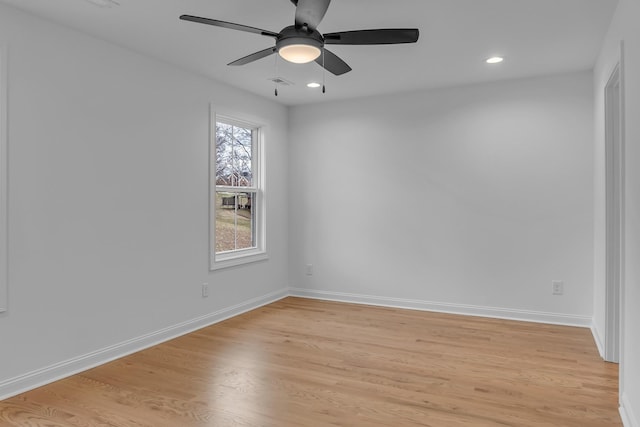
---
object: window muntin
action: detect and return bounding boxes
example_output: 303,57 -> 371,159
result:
211,114 -> 266,269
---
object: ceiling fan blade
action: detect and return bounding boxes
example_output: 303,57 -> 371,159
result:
315,48 -> 352,76
324,28 -> 419,45
295,0 -> 331,31
179,15 -> 279,38
228,47 -> 277,66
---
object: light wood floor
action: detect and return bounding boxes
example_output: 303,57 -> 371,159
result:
0,297 -> 621,426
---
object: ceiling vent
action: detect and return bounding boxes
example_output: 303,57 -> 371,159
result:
268,77 -> 294,86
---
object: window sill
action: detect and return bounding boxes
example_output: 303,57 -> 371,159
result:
211,250 -> 269,271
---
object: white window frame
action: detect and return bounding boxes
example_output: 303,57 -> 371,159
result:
0,43 -> 8,312
210,110 -> 267,270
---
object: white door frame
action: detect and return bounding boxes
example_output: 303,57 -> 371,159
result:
0,43 -> 7,314
603,44 -> 625,365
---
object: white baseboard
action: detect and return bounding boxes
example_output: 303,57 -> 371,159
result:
591,322 -> 606,359
289,287 -> 593,328
0,288 -> 288,401
620,392 -> 639,427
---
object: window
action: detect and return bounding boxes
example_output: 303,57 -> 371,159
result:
0,44 -> 7,312
210,113 -> 266,269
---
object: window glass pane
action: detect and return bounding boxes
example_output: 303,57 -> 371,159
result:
215,191 -> 256,253
216,122 -> 253,187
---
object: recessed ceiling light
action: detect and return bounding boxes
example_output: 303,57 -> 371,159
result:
486,56 -> 504,64
307,82 -> 321,88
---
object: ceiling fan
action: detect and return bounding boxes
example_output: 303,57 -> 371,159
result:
180,0 -> 419,77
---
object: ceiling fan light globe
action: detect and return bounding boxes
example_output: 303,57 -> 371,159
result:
278,44 -> 321,64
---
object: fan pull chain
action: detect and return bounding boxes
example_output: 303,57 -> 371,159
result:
274,53 -> 279,97
322,48 -> 326,94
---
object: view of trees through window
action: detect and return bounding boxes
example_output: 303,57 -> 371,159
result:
215,121 -> 256,253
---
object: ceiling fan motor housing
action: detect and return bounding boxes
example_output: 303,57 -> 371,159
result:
276,25 -> 324,52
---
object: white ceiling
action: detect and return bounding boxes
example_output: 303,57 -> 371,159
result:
0,0 -> 618,105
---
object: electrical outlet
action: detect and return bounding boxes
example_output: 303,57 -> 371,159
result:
202,283 -> 209,298
552,280 -> 564,295
305,264 -> 313,276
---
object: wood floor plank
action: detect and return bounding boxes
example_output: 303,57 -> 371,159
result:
0,297 -> 622,426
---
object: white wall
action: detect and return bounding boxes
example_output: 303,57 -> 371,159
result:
289,72 -> 595,325
0,3 -> 289,397
595,0 -> 640,425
